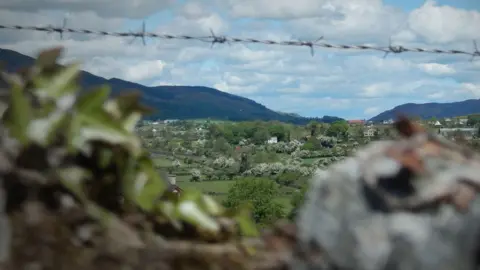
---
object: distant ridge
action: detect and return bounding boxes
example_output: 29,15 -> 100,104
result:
369,99 -> 480,122
0,48 -> 344,125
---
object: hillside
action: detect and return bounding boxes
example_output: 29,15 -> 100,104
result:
369,99 -> 480,122
0,48 -> 343,124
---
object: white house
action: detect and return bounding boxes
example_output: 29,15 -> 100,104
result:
439,128 -> 477,139
363,128 -> 376,137
266,136 -> 278,144
164,119 -> 179,124
382,119 -> 394,124
458,118 -> 468,125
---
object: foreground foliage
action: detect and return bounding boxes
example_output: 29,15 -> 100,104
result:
0,47 -> 277,269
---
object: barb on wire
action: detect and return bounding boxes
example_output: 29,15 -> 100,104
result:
209,29 -> 229,48
128,21 -> 147,46
60,18 -> 67,40
382,37 -> 408,59
471,40 -> 480,62
45,18 -> 68,40
0,23 -> 479,60
297,36 -> 324,56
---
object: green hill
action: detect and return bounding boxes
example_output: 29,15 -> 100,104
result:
0,48 -> 343,125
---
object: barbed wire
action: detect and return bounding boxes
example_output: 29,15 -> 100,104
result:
1,22 -> 479,61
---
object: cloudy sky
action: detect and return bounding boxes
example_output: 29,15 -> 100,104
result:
0,0 -> 479,119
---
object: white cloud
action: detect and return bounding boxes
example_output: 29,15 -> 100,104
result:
80,57 -> 165,81
155,9 -> 229,36
225,0 -> 342,19
251,95 -> 354,115
213,81 -> 259,95
364,107 -> 381,116
223,0 -> 396,23
124,60 -> 167,81
426,91 -> 445,99
406,0 -> 480,44
417,63 -> 455,75
459,83 -> 480,98
360,82 -> 393,98
283,0 -> 407,42
0,0 -> 479,119
0,9 -> 125,43
278,83 -> 315,94
180,1 -> 209,20
149,80 -> 179,87
390,29 -> 417,43
0,0 -> 175,18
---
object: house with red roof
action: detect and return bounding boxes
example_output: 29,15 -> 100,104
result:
347,119 -> 365,125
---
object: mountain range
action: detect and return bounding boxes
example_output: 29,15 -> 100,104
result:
3,47 -> 479,124
369,99 -> 480,122
0,48 -> 343,125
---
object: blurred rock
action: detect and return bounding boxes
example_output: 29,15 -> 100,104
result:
294,127 -> 480,270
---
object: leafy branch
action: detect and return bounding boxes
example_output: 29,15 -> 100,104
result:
0,46 -> 259,260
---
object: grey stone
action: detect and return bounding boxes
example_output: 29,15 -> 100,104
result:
293,140 -> 480,270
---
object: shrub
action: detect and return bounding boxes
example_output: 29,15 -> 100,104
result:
223,177 -> 285,226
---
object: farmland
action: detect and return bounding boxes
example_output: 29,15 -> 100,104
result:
138,116 -> 480,225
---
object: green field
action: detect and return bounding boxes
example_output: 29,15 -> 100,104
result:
154,154 -> 297,214
302,157 -> 320,165
178,179 -> 295,211
178,180 -> 234,203
153,157 -> 173,167
178,180 -> 235,193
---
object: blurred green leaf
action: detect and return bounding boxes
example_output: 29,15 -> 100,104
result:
104,92 -> 152,132
76,86 -> 111,113
156,201 -> 182,230
34,63 -> 80,100
27,110 -> 65,146
2,46 -> 261,247
122,112 -> 142,133
199,194 -> 224,216
111,91 -> 154,118
5,83 -> 31,144
98,148 -> 113,169
119,155 -> 139,206
134,155 -> 166,211
66,114 -> 83,153
231,204 -> 258,237
177,199 -> 220,233
57,166 -> 91,201
76,109 -> 141,155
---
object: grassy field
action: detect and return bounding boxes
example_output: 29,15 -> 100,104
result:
153,157 -> 173,167
154,155 -> 296,213
178,179 -> 294,212
178,180 -> 235,193
178,180 -> 234,204
302,157 -> 320,165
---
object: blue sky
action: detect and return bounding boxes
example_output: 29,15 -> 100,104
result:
1,0 -> 479,119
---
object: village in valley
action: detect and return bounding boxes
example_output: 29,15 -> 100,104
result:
351,115 -> 479,140
136,114 -> 480,226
